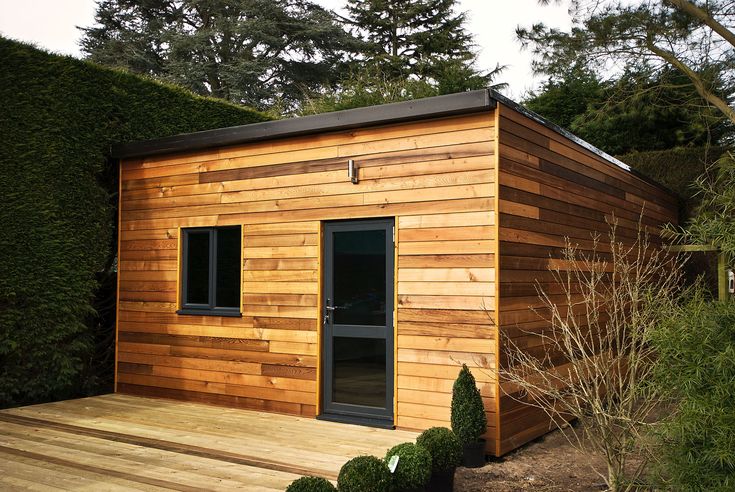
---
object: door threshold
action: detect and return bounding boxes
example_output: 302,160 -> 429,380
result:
317,413 -> 394,429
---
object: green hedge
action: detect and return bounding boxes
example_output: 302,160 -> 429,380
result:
0,37 -> 269,408
617,146 -> 727,217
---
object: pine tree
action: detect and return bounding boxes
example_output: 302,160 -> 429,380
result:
79,0 -> 359,112
344,0 -> 499,91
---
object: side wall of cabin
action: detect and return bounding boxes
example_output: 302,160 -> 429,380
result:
116,113 -> 500,449
495,103 -> 679,455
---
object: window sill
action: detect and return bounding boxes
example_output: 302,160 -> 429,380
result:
176,308 -> 242,318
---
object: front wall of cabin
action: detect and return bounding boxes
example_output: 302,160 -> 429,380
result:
495,103 -> 679,455
116,113 -> 499,448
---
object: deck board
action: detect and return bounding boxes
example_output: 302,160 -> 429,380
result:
0,394 -> 417,491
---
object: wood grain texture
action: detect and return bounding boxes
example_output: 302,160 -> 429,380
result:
115,101 -> 676,458
0,394 -> 417,489
494,102 -> 678,455
117,113 -> 499,451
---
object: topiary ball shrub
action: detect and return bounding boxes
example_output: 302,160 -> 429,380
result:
416,427 -> 461,474
451,364 -> 487,446
285,476 -> 336,492
385,442 -> 431,491
337,455 -> 391,492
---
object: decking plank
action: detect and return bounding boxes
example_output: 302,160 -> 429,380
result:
0,394 -> 416,491
0,423 -> 293,491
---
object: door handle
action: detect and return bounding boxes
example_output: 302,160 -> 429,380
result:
324,299 -> 346,326
324,305 -> 342,326
324,298 -> 347,326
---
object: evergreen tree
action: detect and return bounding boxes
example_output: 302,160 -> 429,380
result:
517,0 -> 735,127
343,0 -> 499,91
525,66 -> 732,154
79,0 -> 359,112
524,65 -> 605,132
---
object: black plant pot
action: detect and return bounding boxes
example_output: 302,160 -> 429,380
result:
461,438 -> 486,468
426,468 -> 455,492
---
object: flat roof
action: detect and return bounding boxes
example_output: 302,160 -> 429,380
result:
110,89 -> 674,196
110,90 -> 494,159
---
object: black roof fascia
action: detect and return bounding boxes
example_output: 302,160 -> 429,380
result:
110,87 -> 675,198
489,89 -> 677,197
110,89 -> 495,159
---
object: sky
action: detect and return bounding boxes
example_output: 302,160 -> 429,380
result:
0,0 -> 573,99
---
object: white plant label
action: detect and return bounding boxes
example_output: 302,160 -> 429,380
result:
388,455 -> 399,473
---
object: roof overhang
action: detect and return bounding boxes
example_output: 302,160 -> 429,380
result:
110,89 -> 495,159
108,88 -> 676,197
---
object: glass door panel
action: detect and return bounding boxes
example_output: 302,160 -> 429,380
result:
332,337 -> 386,407
322,219 -> 394,425
333,229 -> 387,326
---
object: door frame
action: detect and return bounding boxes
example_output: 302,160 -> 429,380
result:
319,218 -> 395,427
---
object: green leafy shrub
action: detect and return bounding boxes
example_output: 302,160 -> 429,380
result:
384,442 -> 431,491
285,476 -> 336,492
0,37 -> 269,408
450,364 -> 487,445
416,427 -> 462,474
678,152 -> 735,262
652,297 -> 735,491
337,455 -> 391,492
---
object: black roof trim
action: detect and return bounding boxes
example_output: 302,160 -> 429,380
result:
489,89 -> 677,196
110,88 -> 675,197
489,89 -> 633,172
110,90 -> 494,159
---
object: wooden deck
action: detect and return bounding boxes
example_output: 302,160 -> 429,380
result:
0,394 -> 417,491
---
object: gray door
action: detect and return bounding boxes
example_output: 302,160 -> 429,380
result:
321,218 -> 394,427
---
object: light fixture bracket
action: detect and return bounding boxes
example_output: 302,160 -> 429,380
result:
348,159 -> 359,184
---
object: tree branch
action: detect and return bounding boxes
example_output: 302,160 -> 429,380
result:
646,40 -> 735,125
665,0 -> 735,49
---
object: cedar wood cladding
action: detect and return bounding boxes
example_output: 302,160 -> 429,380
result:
495,103 -> 678,455
113,90 -> 678,457
116,111 -> 499,442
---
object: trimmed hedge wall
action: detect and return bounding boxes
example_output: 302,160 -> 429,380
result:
617,146 -> 727,217
0,37 -> 269,408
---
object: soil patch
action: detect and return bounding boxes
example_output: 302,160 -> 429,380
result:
455,429 -> 608,491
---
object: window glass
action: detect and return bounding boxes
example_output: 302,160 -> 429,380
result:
333,229 -> 386,326
186,231 -> 210,305
216,227 -> 241,308
181,226 -> 241,314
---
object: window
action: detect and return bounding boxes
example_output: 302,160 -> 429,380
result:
178,226 -> 241,316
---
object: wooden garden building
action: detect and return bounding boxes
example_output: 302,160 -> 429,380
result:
111,89 -> 678,456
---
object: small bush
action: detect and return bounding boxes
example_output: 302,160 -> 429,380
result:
285,476 -> 336,492
416,427 -> 461,474
385,442 -> 431,491
337,455 -> 391,492
652,297 -> 735,490
451,364 -> 487,445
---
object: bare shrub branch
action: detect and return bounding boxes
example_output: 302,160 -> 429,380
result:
499,218 -> 685,492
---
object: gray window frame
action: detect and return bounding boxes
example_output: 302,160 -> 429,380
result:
177,226 -> 242,317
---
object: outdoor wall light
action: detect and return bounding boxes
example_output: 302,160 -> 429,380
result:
348,159 -> 359,184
